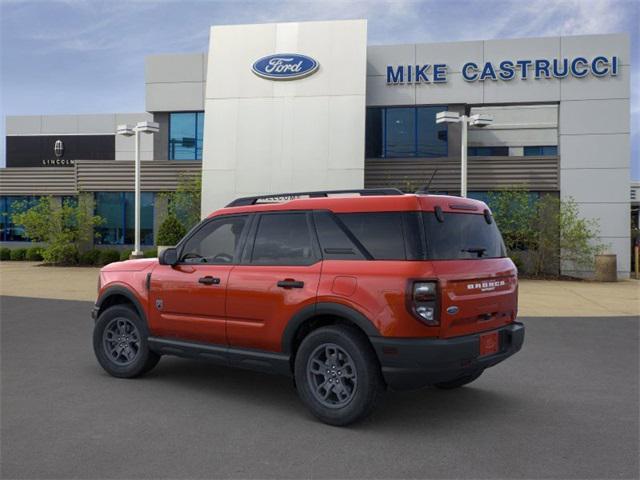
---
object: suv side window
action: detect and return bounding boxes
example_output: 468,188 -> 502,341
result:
313,211 -> 366,260
250,213 -> 316,265
180,215 -> 248,264
337,212 -> 407,260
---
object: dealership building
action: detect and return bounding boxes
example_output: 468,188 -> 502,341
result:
0,20 -> 632,277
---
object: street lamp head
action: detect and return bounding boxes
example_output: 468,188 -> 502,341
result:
135,121 -> 160,134
469,114 -> 493,127
436,111 -> 461,124
116,124 -> 135,137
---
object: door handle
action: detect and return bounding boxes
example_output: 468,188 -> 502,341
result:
198,276 -> 221,285
277,279 -> 304,289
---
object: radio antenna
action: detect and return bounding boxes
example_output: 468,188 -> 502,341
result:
416,169 -> 438,194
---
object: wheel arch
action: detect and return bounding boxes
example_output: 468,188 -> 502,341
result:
282,302 -> 380,357
96,285 -> 147,325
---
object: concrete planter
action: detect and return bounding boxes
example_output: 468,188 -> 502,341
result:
594,254 -> 617,282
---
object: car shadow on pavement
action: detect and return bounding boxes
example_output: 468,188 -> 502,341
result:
132,355 -> 527,430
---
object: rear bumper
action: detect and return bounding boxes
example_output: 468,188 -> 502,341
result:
370,322 -> 525,391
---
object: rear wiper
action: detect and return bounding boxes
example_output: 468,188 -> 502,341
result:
461,247 -> 487,258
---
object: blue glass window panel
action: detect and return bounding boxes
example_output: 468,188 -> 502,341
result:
124,192 -> 154,245
95,193 -> 124,245
468,146 -> 509,156
196,112 -> 204,160
365,108 -> 383,158
0,196 -> 39,241
169,112 -> 204,160
385,108 -> 415,157
366,107 -> 448,158
524,146 -> 557,156
542,146 -> 557,156
95,192 -> 154,245
417,107 -> 448,157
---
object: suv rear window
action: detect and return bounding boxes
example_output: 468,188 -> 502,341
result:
422,212 -> 506,260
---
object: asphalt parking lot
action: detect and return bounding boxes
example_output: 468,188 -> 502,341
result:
1,296 -> 638,479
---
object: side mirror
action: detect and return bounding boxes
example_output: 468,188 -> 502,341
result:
159,247 -> 178,266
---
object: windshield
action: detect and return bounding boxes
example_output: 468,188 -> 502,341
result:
422,212 -> 506,260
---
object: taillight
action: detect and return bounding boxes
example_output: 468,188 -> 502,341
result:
97,274 -> 101,294
410,281 -> 439,326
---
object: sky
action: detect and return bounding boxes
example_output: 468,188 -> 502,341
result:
1,0 -> 638,177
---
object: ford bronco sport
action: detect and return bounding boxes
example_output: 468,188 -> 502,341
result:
92,189 -> 524,426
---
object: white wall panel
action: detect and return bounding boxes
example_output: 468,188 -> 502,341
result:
201,19 -> 367,213
146,82 -> 205,112
560,134 -> 629,169
414,73 -> 483,105
560,99 -> 629,135
366,44 -> 415,77
415,41 -> 483,73
145,53 -> 205,83
560,168 -> 629,203
561,66 -> 630,101
483,36 -> 561,64
6,116 -> 42,134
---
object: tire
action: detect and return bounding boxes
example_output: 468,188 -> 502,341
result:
434,370 -> 483,390
93,304 -> 160,378
294,325 -> 384,426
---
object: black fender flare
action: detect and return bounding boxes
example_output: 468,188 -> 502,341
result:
281,302 -> 380,354
95,285 -> 147,325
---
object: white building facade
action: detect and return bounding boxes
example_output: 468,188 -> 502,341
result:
2,20 -> 632,277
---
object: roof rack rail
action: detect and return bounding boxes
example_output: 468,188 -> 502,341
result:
226,188 -> 404,207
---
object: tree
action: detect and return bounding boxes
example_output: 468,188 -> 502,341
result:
487,189 -> 605,277
161,174 -> 202,231
11,196 -> 103,265
488,187 -> 536,253
156,214 -> 187,246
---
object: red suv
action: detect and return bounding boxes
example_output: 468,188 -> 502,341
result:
92,189 -> 524,425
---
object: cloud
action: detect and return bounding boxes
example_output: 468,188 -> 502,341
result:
1,0 -> 638,176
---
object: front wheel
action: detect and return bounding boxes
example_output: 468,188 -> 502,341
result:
294,325 -> 384,426
93,305 -> 160,378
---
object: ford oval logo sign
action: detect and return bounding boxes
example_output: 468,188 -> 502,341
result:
252,53 -> 319,81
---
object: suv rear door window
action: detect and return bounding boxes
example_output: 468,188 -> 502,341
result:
251,213 -> 316,265
423,212 -> 506,260
337,213 -> 406,260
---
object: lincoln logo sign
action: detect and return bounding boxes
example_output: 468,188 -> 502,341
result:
252,54 -> 319,80
54,139 -> 64,159
386,55 -> 620,84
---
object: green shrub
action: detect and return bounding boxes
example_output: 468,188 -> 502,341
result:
0,248 -> 10,261
144,249 -> 158,258
42,244 -> 79,265
11,195 -> 103,266
10,248 -> 27,261
26,246 -> 43,261
120,250 -> 133,261
157,214 -> 186,246
98,249 -> 121,266
79,249 -> 101,266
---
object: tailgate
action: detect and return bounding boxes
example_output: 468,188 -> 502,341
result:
431,258 -> 518,338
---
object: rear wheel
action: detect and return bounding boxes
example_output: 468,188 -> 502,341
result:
294,325 -> 384,426
434,370 -> 483,389
93,305 -> 160,378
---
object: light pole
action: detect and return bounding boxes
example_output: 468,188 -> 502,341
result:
116,121 -> 159,258
436,111 -> 492,198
